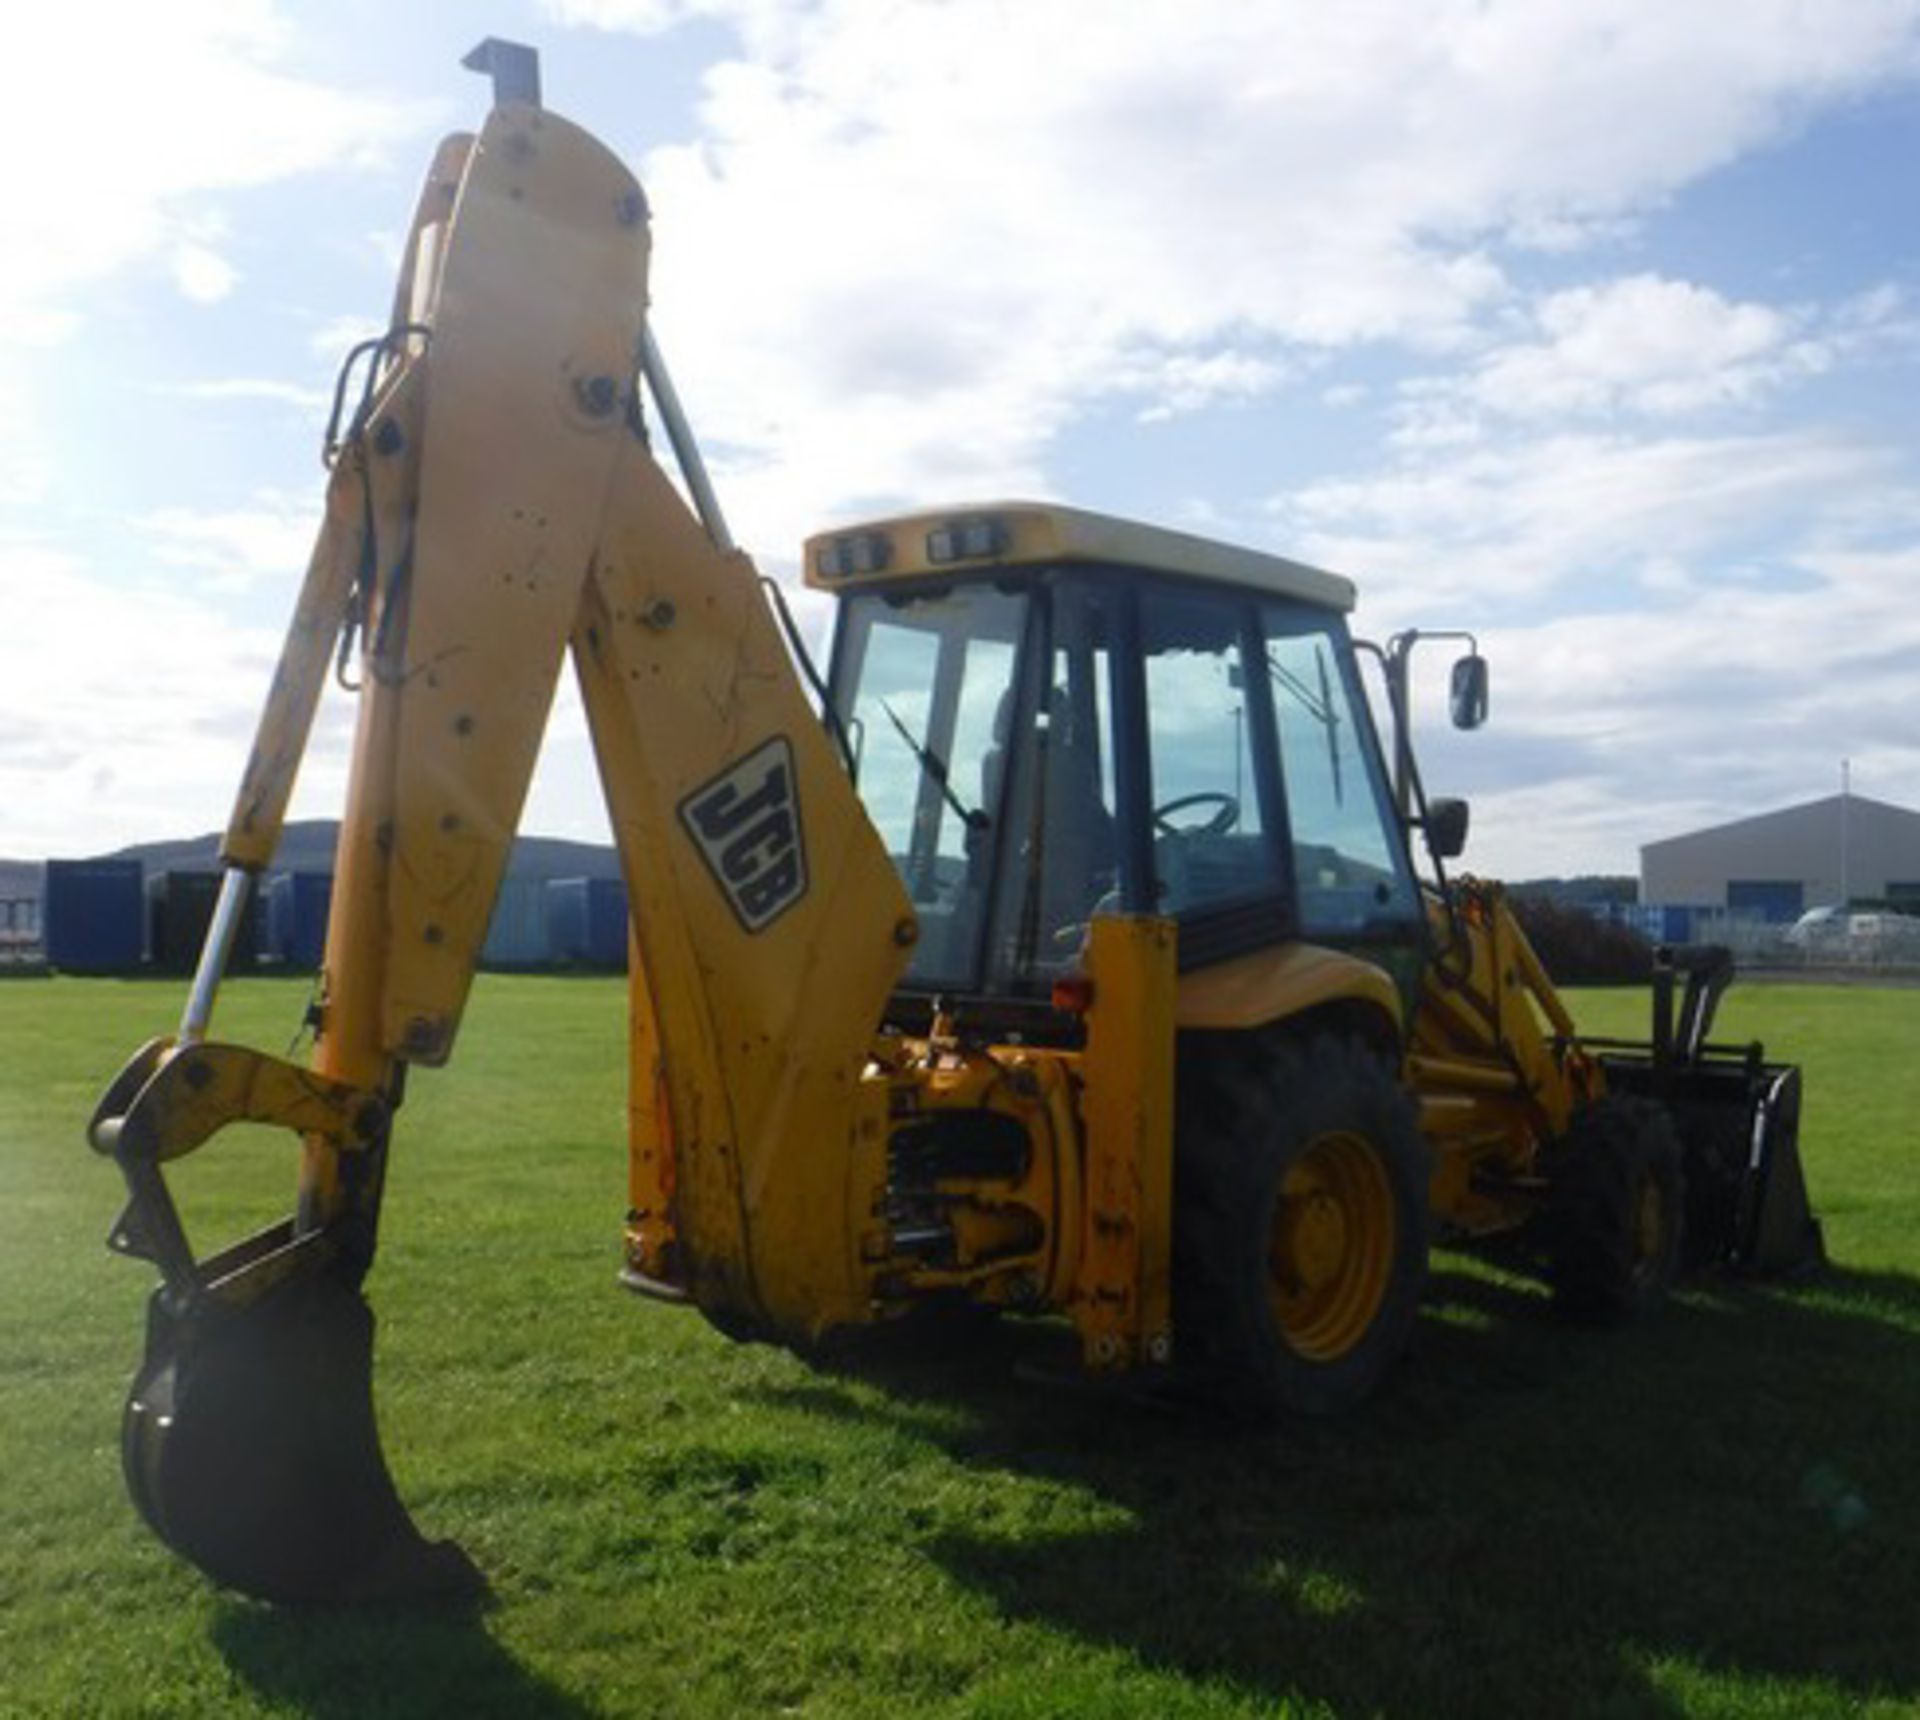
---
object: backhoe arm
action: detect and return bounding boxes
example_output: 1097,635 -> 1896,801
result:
87,64 -> 909,1602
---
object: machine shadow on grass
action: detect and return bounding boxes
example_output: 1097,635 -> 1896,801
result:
760,1266 -> 1920,1718
209,1599 -> 589,1719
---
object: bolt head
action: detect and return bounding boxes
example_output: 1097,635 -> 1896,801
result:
575,374 -> 619,418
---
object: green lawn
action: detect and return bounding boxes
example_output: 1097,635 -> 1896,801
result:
2,974 -> 1916,1718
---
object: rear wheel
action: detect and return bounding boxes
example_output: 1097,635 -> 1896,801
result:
1545,1095 -> 1685,1322
1174,1036 -> 1430,1417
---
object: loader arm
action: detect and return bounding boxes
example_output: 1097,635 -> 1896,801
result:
88,76 -> 910,1601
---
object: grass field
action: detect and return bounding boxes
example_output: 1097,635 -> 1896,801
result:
2,974 -> 1917,1718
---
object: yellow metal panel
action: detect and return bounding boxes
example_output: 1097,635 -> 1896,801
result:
1408,880 -> 1609,1242
624,927 -> 678,1282
1412,879 -> 1602,1146
220,476 -> 364,872
91,1039 -> 383,1168
378,104 -> 650,1061
1075,916 -> 1177,1368
573,448 -> 913,1335
1174,940 -> 1405,1039
220,138 -> 477,880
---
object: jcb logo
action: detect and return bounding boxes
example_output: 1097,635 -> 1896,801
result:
678,737 -> 808,933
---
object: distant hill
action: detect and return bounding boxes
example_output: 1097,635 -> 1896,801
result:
0,820 -> 622,904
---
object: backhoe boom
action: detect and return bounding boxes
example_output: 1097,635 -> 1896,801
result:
89,71 -> 909,1600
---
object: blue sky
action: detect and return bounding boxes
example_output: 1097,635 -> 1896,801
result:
3,0 -> 1917,878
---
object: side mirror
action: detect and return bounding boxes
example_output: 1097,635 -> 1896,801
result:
1449,654 -> 1489,730
1428,796 -> 1470,860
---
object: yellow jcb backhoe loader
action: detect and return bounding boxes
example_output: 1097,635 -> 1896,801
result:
87,41 -> 1822,1605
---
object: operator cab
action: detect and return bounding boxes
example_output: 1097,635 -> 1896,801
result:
807,504 -> 1423,1007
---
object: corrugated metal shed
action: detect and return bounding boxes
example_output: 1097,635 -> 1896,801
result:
266,872 -> 333,970
545,876 -> 629,969
44,859 -> 145,973
482,876 -> 550,969
1642,793 -> 1920,917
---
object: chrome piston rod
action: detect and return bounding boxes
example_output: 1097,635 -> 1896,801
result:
179,867 -> 253,1044
639,325 -> 735,556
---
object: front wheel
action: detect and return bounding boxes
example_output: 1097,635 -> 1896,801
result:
1174,1036 -> 1431,1417
1544,1095 -> 1686,1322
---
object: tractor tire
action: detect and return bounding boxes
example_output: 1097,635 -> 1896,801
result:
1544,1095 -> 1686,1323
1173,1035 -> 1431,1418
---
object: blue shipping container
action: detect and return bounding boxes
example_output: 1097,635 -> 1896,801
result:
483,876 -> 550,969
267,872 -> 333,969
545,876 -> 629,969
44,858 -> 145,973
148,870 -> 262,974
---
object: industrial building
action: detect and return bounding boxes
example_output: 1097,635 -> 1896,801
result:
1640,793 -> 1920,921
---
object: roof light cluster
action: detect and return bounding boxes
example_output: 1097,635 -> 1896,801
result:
925,516 -> 1010,564
814,531 -> 892,580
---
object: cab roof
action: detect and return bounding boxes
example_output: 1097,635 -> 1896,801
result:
801,500 -> 1356,612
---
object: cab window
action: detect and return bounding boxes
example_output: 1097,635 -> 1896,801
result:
1137,585 -> 1283,917
833,584 -> 1027,986
1261,603 -> 1419,936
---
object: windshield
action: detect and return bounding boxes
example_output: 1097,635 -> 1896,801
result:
831,584 -> 1029,988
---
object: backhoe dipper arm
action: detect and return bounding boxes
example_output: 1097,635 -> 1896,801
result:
86,66 -> 911,1603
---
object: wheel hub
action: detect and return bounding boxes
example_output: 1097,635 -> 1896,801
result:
1269,1130 -> 1396,1362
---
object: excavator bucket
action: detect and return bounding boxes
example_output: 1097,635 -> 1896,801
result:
1600,945 -> 1824,1279
89,1032 -> 482,1603
1607,1052 -> 1824,1277
123,1268 -> 481,1605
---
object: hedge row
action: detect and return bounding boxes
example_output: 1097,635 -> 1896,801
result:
1508,893 -> 1656,987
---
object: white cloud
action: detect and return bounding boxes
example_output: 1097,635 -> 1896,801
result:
11,0 -> 1919,874
308,315 -> 386,361
1271,431 -> 1920,874
2,3 -> 434,344
0,542 -> 352,857
1279,428 -> 1902,611
166,378 -> 332,411
551,0 -> 1920,554
1482,277 -> 1805,415
170,241 -> 240,304
541,0 -> 725,28
136,492 -> 321,593
1130,351 -> 1291,424
1388,276 -> 1918,442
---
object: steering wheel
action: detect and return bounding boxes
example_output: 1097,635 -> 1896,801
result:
1153,791 -> 1239,837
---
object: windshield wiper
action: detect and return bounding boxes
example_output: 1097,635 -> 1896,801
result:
1268,645 -> 1344,805
879,699 -> 990,833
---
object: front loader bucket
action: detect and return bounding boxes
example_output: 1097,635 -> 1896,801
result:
1604,1053 -> 1825,1279
123,1269 -> 481,1605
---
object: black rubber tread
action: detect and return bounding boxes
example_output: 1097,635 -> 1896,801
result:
1172,1034 -> 1431,1418
1544,1094 -> 1686,1323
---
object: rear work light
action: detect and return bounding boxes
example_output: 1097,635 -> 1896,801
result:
815,531 -> 892,579
925,515 -> 1010,564
1050,973 -> 1095,1015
